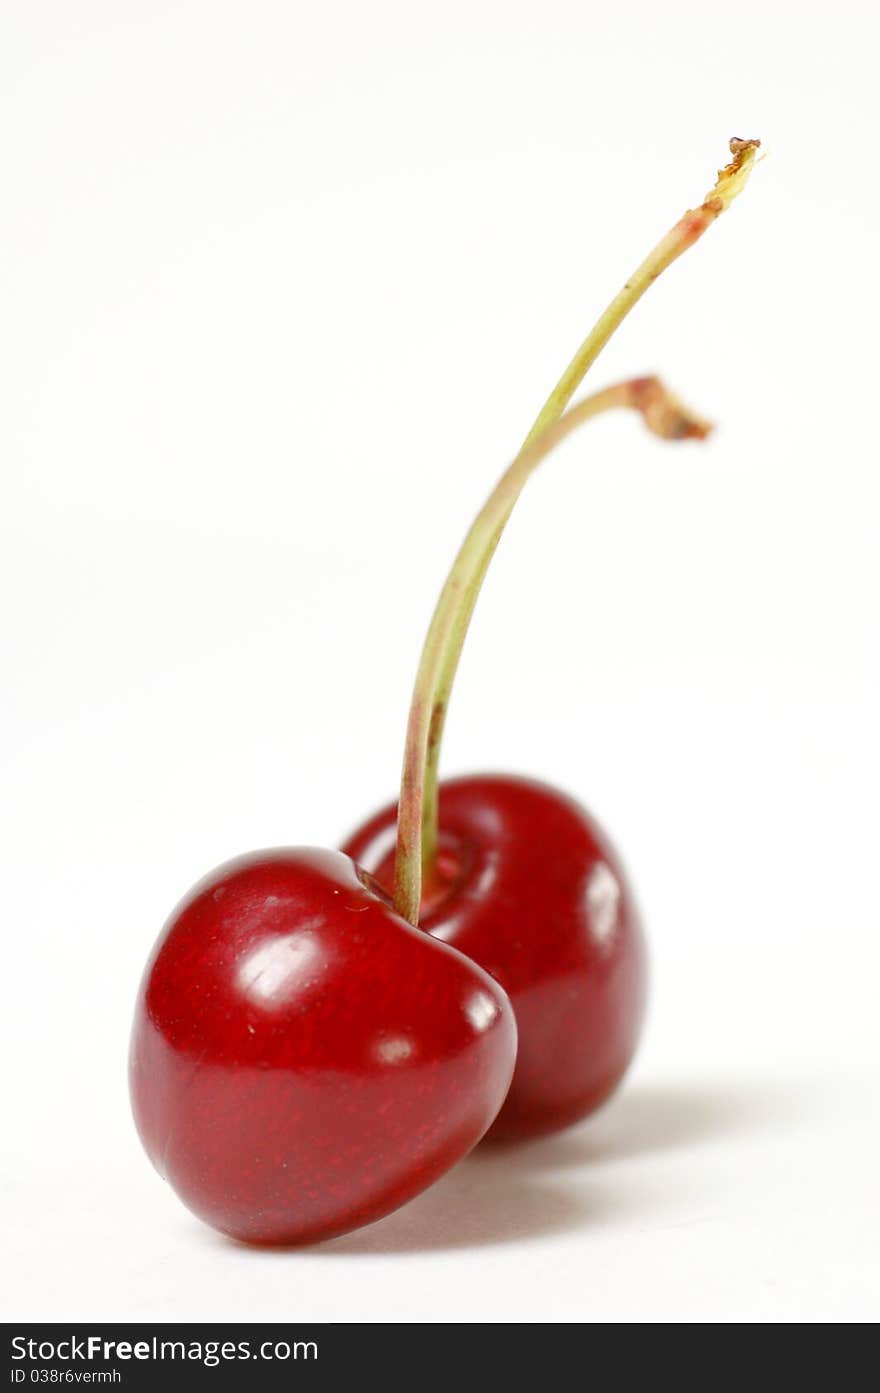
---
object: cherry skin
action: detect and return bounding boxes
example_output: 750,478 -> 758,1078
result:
129,847 -> 516,1245
343,774 -> 647,1142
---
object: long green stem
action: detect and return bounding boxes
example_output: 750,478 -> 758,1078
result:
393,137 -> 761,925
392,376 -> 712,923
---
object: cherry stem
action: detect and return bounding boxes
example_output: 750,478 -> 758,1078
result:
392,380 -> 711,923
392,138 -> 761,925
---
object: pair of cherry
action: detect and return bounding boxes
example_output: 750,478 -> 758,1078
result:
130,140 -> 759,1245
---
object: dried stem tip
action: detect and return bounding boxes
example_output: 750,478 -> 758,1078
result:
707,138 -> 762,213
629,376 -> 714,441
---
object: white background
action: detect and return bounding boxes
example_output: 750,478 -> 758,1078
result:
3,0 -> 878,1324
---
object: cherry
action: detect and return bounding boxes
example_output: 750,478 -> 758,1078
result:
343,774 -> 646,1139
129,139 -> 760,1242
344,140 -> 761,1141
130,848 -> 516,1244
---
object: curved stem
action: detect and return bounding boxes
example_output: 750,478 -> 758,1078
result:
393,377 -> 712,924
393,136 -> 761,925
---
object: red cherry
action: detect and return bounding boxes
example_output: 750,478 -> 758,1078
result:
343,774 -> 646,1141
129,143 -> 760,1244
129,848 -> 516,1244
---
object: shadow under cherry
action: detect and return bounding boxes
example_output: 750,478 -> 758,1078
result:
299,1077 -> 789,1257
202,1078 -> 794,1257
